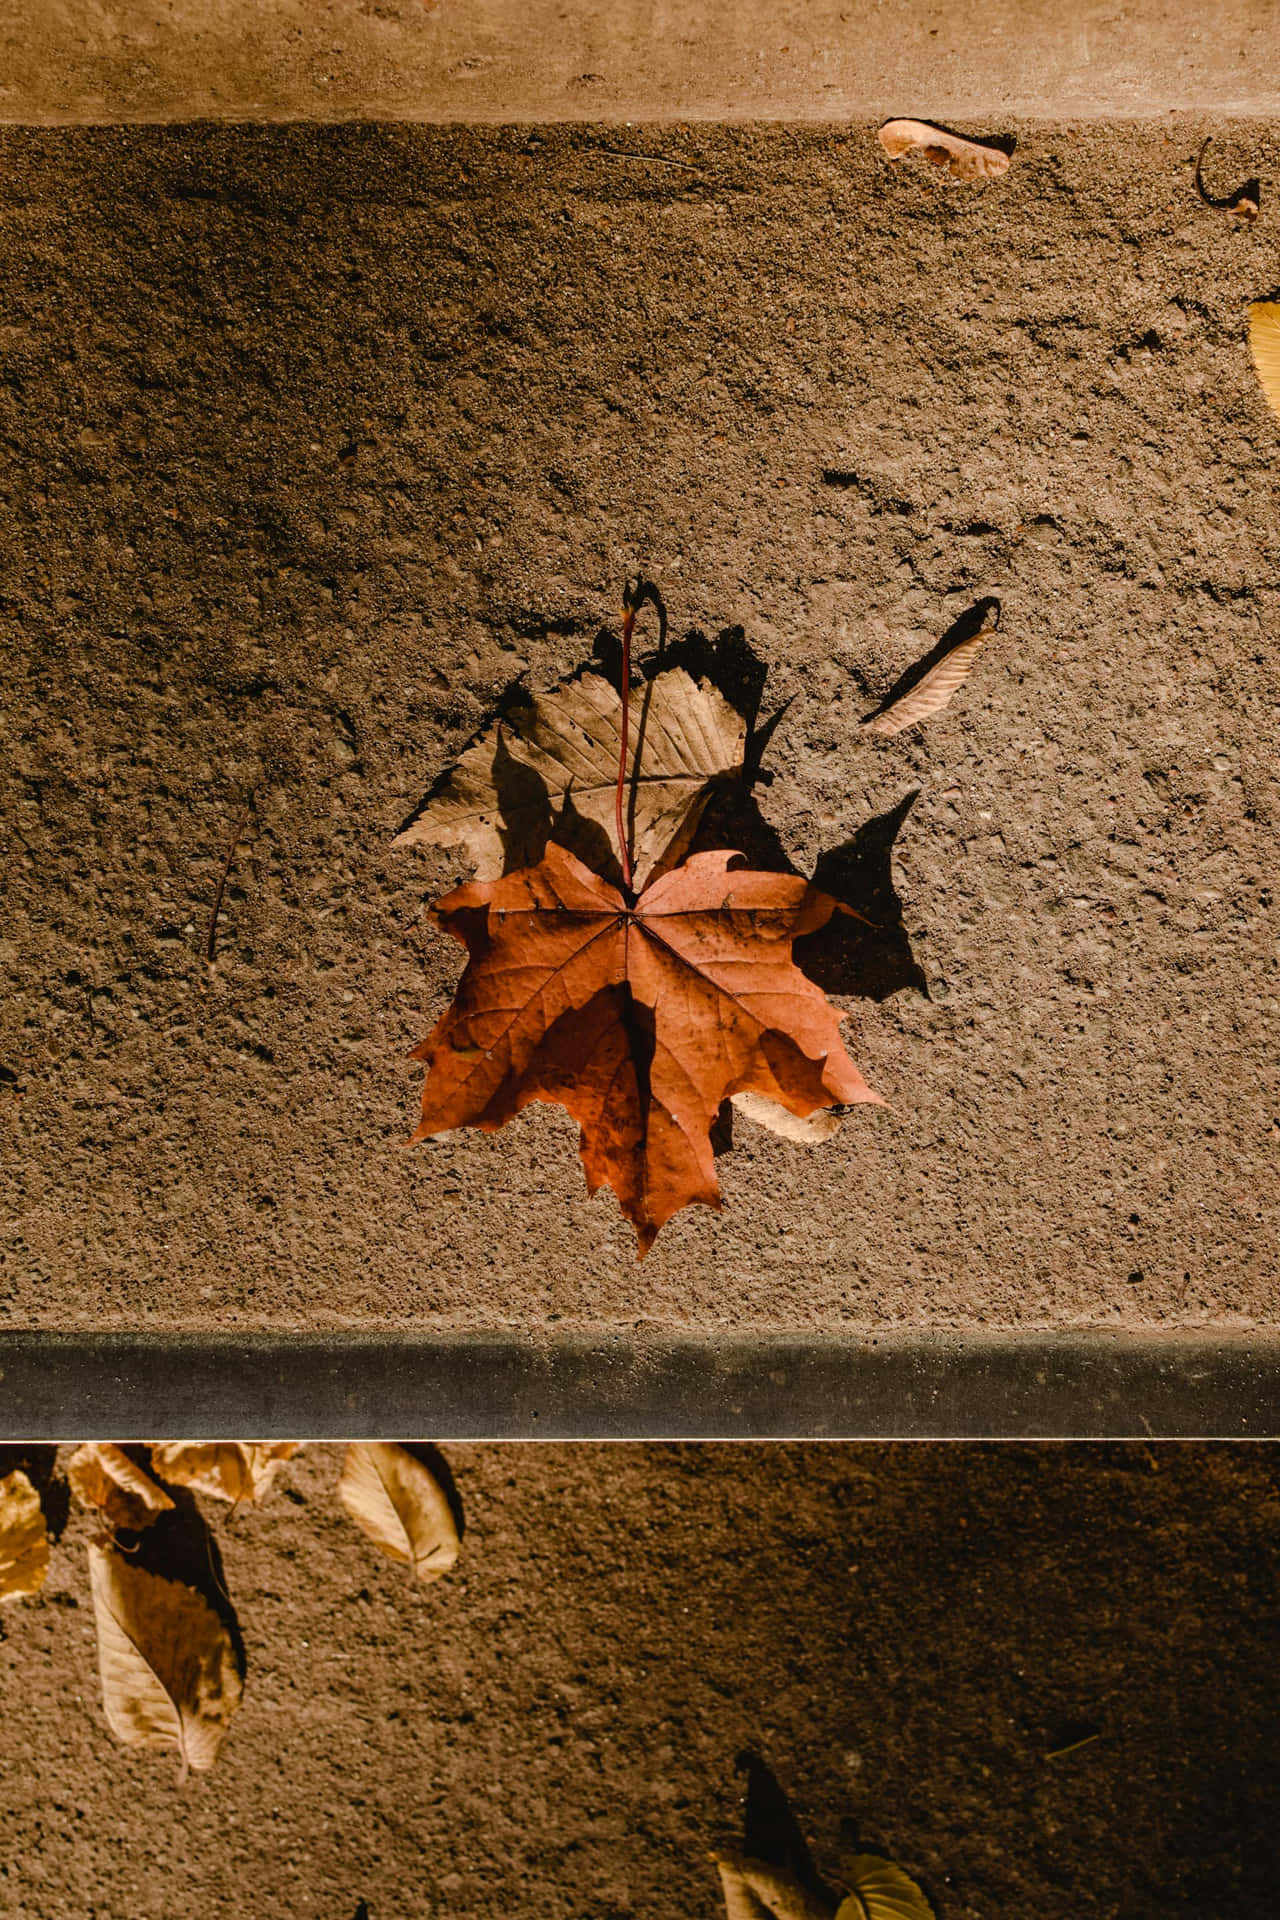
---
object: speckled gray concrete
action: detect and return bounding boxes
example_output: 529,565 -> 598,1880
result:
2,124 -> 1277,1333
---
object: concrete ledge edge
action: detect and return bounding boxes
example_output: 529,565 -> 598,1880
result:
2,1330 -> 1277,1442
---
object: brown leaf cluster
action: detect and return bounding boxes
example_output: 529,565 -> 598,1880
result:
397,633 -> 910,1250
0,1441 -> 462,1773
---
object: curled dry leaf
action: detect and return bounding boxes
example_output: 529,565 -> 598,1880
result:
0,1469 -> 49,1603
732,1089 -> 843,1144
862,625 -> 996,736
836,1855 -> 935,1920
878,119 -> 1010,181
1248,302 -> 1280,424
412,842 -> 881,1254
337,1443 -> 460,1584
88,1544 -> 242,1773
714,1855 -> 834,1920
67,1444 -> 175,1533
149,1443 -> 300,1505
394,666 -> 746,890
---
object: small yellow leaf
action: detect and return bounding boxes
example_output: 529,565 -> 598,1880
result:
88,1544 -> 242,1773
149,1443 -> 300,1505
67,1444 -> 175,1532
862,628 -> 995,736
337,1443 -> 460,1584
713,1855 -> 834,1920
836,1855 -> 935,1920
878,119 -> 1010,181
1248,302 -> 1280,424
0,1469 -> 49,1603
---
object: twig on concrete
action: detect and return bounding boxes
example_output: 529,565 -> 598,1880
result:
1193,136 -> 1259,219
205,802 -> 251,967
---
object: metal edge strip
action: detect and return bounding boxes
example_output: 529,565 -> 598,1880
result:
2,1330 -> 1278,1441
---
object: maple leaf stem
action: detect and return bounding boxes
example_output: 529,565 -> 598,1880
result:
616,596 -> 637,894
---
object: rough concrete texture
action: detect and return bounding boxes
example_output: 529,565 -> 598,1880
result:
2,124 -> 1278,1334
1,1443 -> 1277,1918
4,0 -> 1280,126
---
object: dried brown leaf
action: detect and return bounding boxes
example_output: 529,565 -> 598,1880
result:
836,1856 -> 935,1920
88,1544 -> 242,1772
394,666 -> 746,889
0,1469 -> 49,1603
412,844 -> 880,1254
1248,301 -> 1280,423
714,1855 -> 835,1920
731,1089 -> 843,1143
67,1444 -> 175,1532
878,119 -> 1010,181
149,1443 -> 300,1505
862,627 -> 995,736
337,1444 -> 460,1584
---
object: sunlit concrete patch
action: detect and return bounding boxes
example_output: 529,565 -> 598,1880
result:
2,0 -> 1279,125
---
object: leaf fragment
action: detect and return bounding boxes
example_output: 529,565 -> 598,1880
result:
88,1544 -> 242,1772
732,1090 -> 843,1143
394,666 -> 747,889
337,1444 -> 460,1584
67,1444 -> 175,1533
716,1857 -> 775,1920
149,1443 -> 300,1505
836,1855 -> 935,1920
0,1469 -> 49,1603
1248,301 -> 1280,424
713,1855 -> 834,1920
862,626 -> 996,736
878,119 -> 1010,181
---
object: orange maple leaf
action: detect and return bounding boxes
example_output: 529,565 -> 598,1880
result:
410,842 -> 882,1254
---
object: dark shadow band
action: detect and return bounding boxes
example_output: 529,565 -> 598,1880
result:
2,1330 -> 1278,1441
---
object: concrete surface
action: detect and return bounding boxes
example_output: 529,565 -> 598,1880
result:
3,1 -> 1280,126
1,1443 -> 1277,1919
2,123 -> 1279,1336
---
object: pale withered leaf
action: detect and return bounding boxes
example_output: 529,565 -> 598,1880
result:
0,1469 -> 49,1603
67,1444 -> 175,1533
878,120 -> 1010,181
836,1855 -> 935,1920
149,1443 -> 300,1505
88,1544 -> 242,1773
713,1855 -> 835,1920
716,1856 -> 777,1920
1248,302 -> 1280,424
862,627 -> 995,736
337,1443 -> 460,1584
394,667 -> 746,890
731,1090 -> 843,1143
